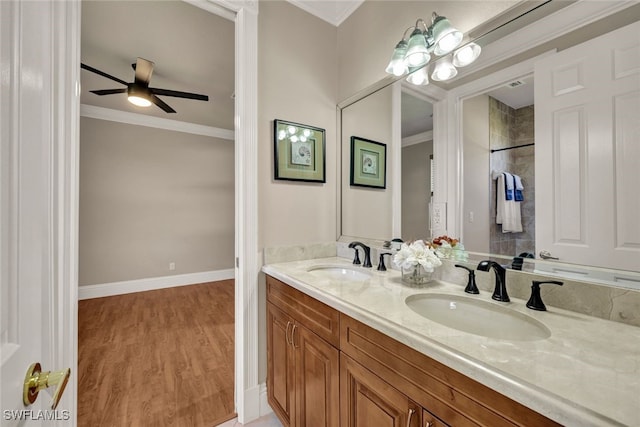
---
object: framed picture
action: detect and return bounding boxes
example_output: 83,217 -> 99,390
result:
350,136 -> 386,188
274,119 -> 326,183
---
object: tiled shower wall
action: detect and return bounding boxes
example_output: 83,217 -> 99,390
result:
489,97 -> 535,257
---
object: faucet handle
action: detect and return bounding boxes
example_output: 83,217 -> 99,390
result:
455,264 -> 479,294
526,280 -> 563,311
377,253 -> 393,271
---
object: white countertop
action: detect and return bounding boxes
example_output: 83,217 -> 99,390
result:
262,257 -> 640,427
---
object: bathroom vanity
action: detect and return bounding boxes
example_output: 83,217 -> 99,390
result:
263,257 -> 640,427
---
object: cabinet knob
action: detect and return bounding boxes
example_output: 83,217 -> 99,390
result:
405,408 -> 415,427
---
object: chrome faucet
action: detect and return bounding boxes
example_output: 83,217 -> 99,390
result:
477,260 -> 509,302
348,242 -> 372,268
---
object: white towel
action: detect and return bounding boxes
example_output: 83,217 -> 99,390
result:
496,173 -> 522,233
496,174 -> 507,225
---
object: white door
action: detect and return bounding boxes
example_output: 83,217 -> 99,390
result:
1,1 -> 77,425
535,21 -> 640,272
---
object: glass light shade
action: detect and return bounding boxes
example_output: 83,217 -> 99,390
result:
406,67 -> 429,86
287,126 -> 296,134
290,135 -> 298,143
128,95 -> 151,107
432,15 -> 463,55
299,135 -> 307,142
385,40 -> 409,76
453,43 -> 481,67
404,29 -> 431,68
303,129 -> 311,137
278,130 -> 286,140
431,57 -> 457,81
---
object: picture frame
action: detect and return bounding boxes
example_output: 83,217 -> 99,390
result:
274,119 -> 326,183
350,136 -> 387,189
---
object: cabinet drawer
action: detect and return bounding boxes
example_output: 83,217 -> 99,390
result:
423,409 -> 448,427
267,275 -> 340,348
340,314 -> 560,427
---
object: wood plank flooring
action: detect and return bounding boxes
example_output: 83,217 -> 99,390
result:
78,281 -> 235,427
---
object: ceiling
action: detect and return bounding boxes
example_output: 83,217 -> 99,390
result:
81,1 -> 235,130
286,0 -> 364,26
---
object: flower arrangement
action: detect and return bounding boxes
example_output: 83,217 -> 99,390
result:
431,235 -> 468,261
393,239 -> 442,273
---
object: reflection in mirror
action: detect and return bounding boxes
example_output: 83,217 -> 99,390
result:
338,1 -> 640,290
401,88 -> 433,241
463,76 -> 535,257
341,84 -> 394,241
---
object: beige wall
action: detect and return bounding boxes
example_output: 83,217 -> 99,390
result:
79,117 -> 234,285
257,1 -> 339,382
258,1 -> 338,250
341,85 -> 393,240
402,140 -> 433,241
462,94 -> 490,253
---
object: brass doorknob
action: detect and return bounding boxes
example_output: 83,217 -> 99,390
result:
23,362 -> 71,409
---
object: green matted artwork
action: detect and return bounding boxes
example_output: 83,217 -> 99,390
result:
350,136 -> 386,189
274,119 -> 326,183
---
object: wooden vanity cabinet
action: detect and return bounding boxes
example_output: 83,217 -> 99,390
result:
266,275 -> 560,427
340,314 -> 560,427
266,276 -> 340,427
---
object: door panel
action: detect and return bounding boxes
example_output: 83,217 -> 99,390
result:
535,21 -> 640,271
341,354 -> 420,427
295,324 -> 339,427
267,303 -> 294,426
1,1 -> 51,423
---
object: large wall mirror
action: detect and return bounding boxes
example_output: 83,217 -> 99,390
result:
338,1 -> 640,289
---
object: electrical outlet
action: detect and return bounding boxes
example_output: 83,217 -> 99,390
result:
469,211 -> 474,223
431,203 -> 447,230
169,262 -> 176,271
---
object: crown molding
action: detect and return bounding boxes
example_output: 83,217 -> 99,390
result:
80,104 -> 235,140
286,0 -> 364,27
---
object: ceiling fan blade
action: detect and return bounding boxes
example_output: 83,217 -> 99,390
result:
150,88 -> 209,101
134,57 -> 154,86
81,63 -> 128,86
90,88 -> 127,96
150,94 -> 176,113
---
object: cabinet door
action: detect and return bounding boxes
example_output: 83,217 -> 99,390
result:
293,323 -> 340,427
267,302 -> 295,427
341,354 -> 421,427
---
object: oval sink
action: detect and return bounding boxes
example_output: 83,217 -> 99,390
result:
405,293 -> 550,341
307,265 -> 372,281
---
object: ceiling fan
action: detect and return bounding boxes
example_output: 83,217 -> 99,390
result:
80,57 -> 209,113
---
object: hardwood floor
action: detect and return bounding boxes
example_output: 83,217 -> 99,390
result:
78,281 -> 235,427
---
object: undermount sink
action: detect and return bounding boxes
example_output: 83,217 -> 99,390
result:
405,293 -> 550,341
307,265 -> 372,281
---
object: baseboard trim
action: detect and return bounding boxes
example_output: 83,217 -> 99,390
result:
259,382 -> 272,417
78,269 -> 235,300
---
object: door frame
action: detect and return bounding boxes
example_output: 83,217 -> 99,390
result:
57,0 -> 261,424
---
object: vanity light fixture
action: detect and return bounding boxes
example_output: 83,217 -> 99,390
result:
406,66 -> 429,86
431,56 -> 458,81
385,12 -> 479,86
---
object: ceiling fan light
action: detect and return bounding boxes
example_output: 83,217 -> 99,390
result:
453,43 -> 481,67
127,86 -> 152,107
432,14 -> 463,55
431,56 -> 458,81
128,95 -> 152,107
